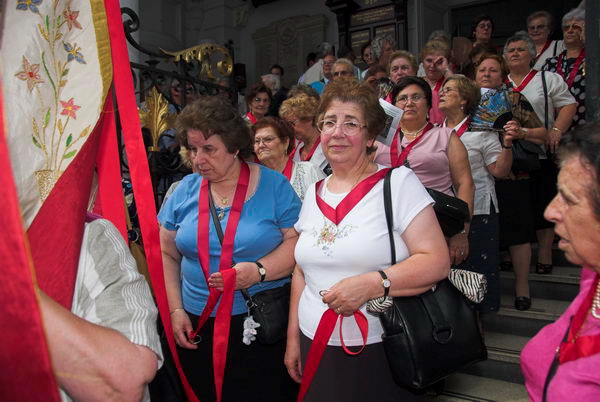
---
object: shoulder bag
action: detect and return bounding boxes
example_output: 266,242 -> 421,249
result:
208,191 -> 290,345
377,169 -> 487,389
425,188 -> 470,237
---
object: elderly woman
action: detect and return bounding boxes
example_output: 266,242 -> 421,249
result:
252,116 -> 325,199
279,94 -> 329,174
504,32 -> 577,283
390,76 -> 474,264
543,7 -> 586,129
439,74 -> 514,314
521,123 -> 600,400
244,82 -> 272,125
389,50 -> 418,85
285,79 -> 449,401
158,96 -> 301,401
472,15 -> 495,48
420,40 -> 453,125
332,58 -> 356,81
527,10 -> 565,70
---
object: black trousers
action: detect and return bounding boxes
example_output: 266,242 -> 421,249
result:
178,312 -> 298,402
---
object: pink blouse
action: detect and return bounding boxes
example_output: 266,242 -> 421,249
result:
400,126 -> 453,195
521,268 -> 600,401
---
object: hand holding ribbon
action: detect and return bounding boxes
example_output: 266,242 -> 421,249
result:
321,273 -> 379,316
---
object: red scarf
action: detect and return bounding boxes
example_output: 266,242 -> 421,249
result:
559,272 -> 600,364
191,161 -> 250,402
282,157 -> 294,181
556,49 -> 585,89
453,117 -> 471,138
245,111 -> 257,125
534,40 -> 553,63
297,137 -> 321,162
389,123 -> 434,167
506,69 -> 538,93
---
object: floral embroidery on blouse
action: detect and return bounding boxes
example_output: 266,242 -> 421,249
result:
311,219 -> 354,256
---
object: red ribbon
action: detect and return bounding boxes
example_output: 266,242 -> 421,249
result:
534,40 -> 552,63
104,0 -> 198,400
433,78 -> 444,93
299,137 -> 322,162
297,309 -> 368,401
507,69 -> 538,93
192,161 -> 249,402
556,49 -> 585,89
283,157 -> 294,181
454,117 -> 471,138
245,112 -> 257,125
315,168 -> 390,225
559,273 -> 600,364
389,123 -> 434,167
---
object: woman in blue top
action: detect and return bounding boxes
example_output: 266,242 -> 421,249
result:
158,96 -> 301,401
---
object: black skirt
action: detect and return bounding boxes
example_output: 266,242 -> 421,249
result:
496,179 -> 535,248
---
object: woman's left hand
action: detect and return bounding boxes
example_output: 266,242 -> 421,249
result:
208,262 -> 260,291
321,273 -> 377,317
449,232 -> 469,265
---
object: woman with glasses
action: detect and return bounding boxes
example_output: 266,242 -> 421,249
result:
252,116 -> 325,200
332,59 -> 355,81
472,15 -> 494,48
243,82 -> 272,125
542,7 -> 586,129
526,10 -> 565,71
389,76 -> 474,260
285,79 -> 449,401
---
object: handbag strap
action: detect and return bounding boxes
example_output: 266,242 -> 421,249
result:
542,70 -> 549,130
208,188 -> 253,302
383,168 -> 396,266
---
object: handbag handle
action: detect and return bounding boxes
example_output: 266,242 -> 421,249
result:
383,168 -> 396,267
542,70 -> 548,130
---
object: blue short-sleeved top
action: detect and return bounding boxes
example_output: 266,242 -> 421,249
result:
158,163 -> 301,315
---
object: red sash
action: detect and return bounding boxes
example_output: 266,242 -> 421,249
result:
389,123 -> 434,168
282,157 -> 294,181
192,161 -> 249,402
245,112 -> 257,125
556,49 -> 585,89
433,78 -> 443,93
454,117 -> 471,138
559,273 -> 600,364
297,309 -> 368,401
507,69 -> 538,93
315,168 -> 390,225
534,40 -> 552,63
299,137 -> 321,162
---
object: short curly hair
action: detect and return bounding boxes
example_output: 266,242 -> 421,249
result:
175,96 -> 253,159
252,116 -> 295,155
317,79 -> 387,155
279,94 -> 320,123
421,39 -> 451,61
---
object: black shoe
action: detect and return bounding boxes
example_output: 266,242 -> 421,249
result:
499,261 -> 513,271
535,263 -> 553,275
515,296 -> 531,311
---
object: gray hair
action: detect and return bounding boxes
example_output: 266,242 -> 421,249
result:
316,42 -> 335,59
333,58 -> 355,72
428,30 -> 451,44
371,34 -> 396,61
503,31 -> 537,63
562,7 -> 585,26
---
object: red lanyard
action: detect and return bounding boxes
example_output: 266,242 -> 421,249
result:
556,49 -> 585,88
454,117 -> 471,138
299,137 -> 321,162
282,157 -> 294,181
559,273 -> 600,364
245,111 -> 257,125
192,161 -> 249,402
534,41 -> 552,63
315,168 -> 390,225
297,309 -> 368,401
389,123 -> 434,167
507,69 -> 538,93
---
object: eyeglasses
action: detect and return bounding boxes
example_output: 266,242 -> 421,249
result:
477,22 -> 492,29
395,94 -> 425,105
333,71 -> 352,77
317,120 -> 366,136
563,23 -> 582,31
254,136 -> 278,146
528,24 -> 547,31
440,87 -> 457,95
253,97 -> 270,103
323,61 -> 335,66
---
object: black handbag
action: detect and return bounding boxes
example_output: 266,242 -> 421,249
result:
512,139 -> 544,172
378,169 -> 487,389
208,190 -> 290,345
426,188 -> 470,237
149,325 -> 186,402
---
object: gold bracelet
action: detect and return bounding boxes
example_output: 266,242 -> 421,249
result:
170,308 -> 185,315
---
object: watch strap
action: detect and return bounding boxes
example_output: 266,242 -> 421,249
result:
377,270 -> 390,298
255,261 -> 266,282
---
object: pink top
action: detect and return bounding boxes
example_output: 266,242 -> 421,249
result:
399,126 -> 453,195
521,268 -> 600,401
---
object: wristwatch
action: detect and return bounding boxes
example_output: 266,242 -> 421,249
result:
255,261 -> 266,282
377,270 -> 391,298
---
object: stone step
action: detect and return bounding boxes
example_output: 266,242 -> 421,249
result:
500,266 -> 581,301
530,245 -> 576,268
482,295 -> 569,337
433,373 -> 528,401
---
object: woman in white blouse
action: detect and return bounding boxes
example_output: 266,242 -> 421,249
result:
252,116 -> 325,200
439,74 -> 514,314
526,10 -> 565,71
285,79 -> 449,401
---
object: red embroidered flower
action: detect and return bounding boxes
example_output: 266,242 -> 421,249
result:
60,98 -> 81,119
15,56 -> 44,92
63,4 -> 82,31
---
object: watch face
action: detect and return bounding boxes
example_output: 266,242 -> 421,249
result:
383,279 -> 391,288
259,268 -> 267,276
